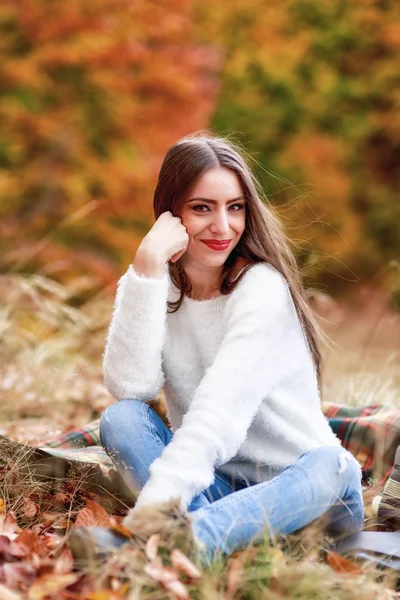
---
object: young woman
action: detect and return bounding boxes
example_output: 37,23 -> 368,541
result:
98,132 -> 364,563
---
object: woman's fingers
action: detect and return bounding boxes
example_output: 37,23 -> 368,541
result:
170,248 -> 187,263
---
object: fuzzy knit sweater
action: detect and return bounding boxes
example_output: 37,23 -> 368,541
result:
102,261 -> 341,511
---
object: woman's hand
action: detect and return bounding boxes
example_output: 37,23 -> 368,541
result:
138,211 -> 189,265
122,498 -> 193,543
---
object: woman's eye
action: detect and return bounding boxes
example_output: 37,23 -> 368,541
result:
192,204 -> 244,213
192,205 -> 209,212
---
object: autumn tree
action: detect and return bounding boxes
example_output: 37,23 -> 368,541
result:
0,0 -> 220,288
194,0 -> 400,290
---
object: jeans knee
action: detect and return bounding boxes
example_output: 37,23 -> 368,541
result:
302,446 -> 363,495
312,446 -> 361,475
99,399 -> 143,449
336,448 -> 363,489
331,448 -> 363,498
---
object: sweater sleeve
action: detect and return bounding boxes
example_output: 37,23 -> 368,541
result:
102,264 -> 169,402
133,265 -> 298,511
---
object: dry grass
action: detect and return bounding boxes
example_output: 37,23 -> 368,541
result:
314,286 -> 400,407
0,272 -> 399,598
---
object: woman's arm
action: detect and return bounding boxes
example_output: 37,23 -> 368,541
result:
103,211 -> 189,402
102,255 -> 169,402
131,265 -> 299,511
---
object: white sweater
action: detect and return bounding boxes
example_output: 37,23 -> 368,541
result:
103,261 -> 341,511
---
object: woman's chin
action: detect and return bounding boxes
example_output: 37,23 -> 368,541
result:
197,254 -> 227,268
182,250 -> 227,268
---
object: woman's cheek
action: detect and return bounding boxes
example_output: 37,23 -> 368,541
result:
182,217 -> 199,242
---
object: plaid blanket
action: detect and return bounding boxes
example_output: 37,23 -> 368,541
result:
324,402 -> 400,486
1,402 -> 399,508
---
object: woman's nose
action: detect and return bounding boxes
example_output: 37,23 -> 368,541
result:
211,210 -> 230,234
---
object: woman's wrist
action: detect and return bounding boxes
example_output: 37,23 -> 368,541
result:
132,246 -> 166,278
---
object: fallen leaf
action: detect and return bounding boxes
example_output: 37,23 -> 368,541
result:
0,536 -> 16,561
110,522 -> 132,539
0,583 -> 23,600
269,574 -> 288,595
75,500 -> 111,528
54,548 -> 74,574
170,548 -> 201,579
85,585 -> 130,600
85,593 -> 114,600
23,497 -> 38,519
326,551 -> 363,574
145,558 -> 172,582
41,513 -> 58,524
164,578 -> 190,600
10,529 -> 48,558
145,534 -> 160,560
225,551 -> 247,600
145,558 -> 190,600
0,513 -> 20,540
53,492 -> 70,506
41,513 -> 69,534
60,572 -> 93,597
42,531 -> 64,550
28,572 -> 80,600
2,562 -> 37,588
31,524 -> 44,536
0,499 -> 5,513
41,512 -> 63,525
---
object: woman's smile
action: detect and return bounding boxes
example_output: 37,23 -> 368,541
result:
200,239 -> 232,251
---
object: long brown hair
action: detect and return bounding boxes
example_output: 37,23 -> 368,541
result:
153,131 -> 323,382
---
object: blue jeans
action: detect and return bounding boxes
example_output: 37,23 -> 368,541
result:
99,400 -> 364,563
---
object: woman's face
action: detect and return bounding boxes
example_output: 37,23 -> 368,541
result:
179,167 -> 246,270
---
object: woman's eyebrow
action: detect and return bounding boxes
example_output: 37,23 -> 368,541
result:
187,196 -> 245,204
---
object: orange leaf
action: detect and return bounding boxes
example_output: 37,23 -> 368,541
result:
110,523 -> 133,539
145,559 -> 190,600
110,517 -> 133,540
164,578 -> 190,600
53,492 -> 70,506
28,573 -> 80,600
0,583 -> 23,600
54,548 -> 74,574
10,529 -> 48,558
75,500 -> 111,528
86,586 -> 130,600
326,551 -> 363,574
170,548 -> 201,579
0,512 -> 20,540
23,497 -> 38,519
225,551 -> 247,600
42,531 -> 63,550
2,562 -> 36,588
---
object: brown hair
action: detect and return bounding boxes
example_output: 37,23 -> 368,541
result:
153,131 -> 323,381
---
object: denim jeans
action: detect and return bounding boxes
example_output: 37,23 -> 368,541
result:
99,399 -> 364,564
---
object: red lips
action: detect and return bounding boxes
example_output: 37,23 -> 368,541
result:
201,240 -> 231,251
200,240 -> 232,244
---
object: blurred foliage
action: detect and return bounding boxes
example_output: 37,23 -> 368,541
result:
194,0 -> 400,290
0,0 -> 399,297
0,0 -> 220,289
